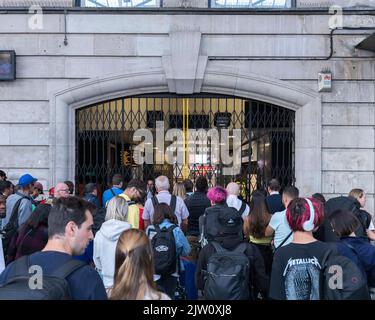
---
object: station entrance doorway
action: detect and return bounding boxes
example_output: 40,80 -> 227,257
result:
75,94 -> 295,201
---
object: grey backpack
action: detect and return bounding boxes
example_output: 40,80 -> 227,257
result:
203,241 -> 250,300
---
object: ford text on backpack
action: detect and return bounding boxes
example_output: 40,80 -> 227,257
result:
199,205 -> 243,248
323,197 -> 369,242
203,241 -> 250,300
0,256 -> 86,300
320,250 -> 370,300
151,225 -> 177,276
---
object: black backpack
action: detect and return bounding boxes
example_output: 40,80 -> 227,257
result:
320,249 -> 370,300
151,195 -> 177,214
151,225 -> 177,276
200,205 -> 243,247
1,195 -> 27,258
0,256 -> 86,300
203,241 -> 250,300
238,201 -> 247,216
323,197 -> 368,242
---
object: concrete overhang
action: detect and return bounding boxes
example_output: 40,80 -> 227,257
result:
356,33 -> 375,53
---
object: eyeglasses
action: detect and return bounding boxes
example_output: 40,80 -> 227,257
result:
59,189 -> 70,193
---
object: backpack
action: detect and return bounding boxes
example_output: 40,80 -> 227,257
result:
151,195 -> 177,214
104,188 -> 122,208
0,255 -> 86,300
203,241 -> 250,300
320,249 -> 370,300
323,197 -> 368,242
109,188 -> 116,197
199,205 -> 243,248
1,195 -> 27,258
151,225 -> 177,276
238,201 -> 247,216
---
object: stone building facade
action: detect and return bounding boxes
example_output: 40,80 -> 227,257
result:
0,0 -> 374,211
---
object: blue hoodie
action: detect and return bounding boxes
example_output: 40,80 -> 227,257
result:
336,236 -> 375,287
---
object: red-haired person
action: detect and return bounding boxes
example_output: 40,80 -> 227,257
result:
269,198 -> 330,300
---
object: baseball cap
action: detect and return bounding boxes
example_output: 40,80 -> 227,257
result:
18,174 -> 38,187
49,187 -> 55,196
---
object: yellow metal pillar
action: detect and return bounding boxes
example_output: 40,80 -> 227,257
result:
182,98 -> 189,180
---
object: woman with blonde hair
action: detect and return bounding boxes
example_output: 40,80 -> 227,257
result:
94,196 -> 132,290
349,189 -> 366,207
173,182 -> 186,200
348,188 -> 375,241
110,229 -> 170,300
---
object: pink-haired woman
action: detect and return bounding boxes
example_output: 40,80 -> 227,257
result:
206,186 -> 228,206
198,186 -> 228,246
196,186 -> 269,300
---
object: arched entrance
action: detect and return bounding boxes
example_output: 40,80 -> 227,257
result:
75,93 -> 295,200
50,67 -> 320,196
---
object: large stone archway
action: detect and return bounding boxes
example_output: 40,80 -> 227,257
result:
50,66 -> 321,196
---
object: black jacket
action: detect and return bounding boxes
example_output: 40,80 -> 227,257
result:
83,193 -> 100,208
185,192 -> 211,236
321,197 -> 372,242
266,194 -> 285,214
195,235 -> 270,299
92,207 -> 106,236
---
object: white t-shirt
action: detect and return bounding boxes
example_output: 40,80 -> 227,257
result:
368,220 -> 375,231
268,209 -> 293,248
226,195 -> 250,219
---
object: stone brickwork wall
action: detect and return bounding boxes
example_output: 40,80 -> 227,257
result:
0,10 -> 374,213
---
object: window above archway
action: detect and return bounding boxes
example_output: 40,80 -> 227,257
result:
210,0 -> 292,8
78,0 -> 293,8
80,0 -> 160,7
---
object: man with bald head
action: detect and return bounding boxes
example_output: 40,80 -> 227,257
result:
54,183 -> 70,199
226,182 -> 249,219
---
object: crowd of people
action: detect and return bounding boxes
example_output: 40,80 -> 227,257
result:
0,169 -> 374,300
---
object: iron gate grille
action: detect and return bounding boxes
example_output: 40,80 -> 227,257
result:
75,94 -> 295,201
